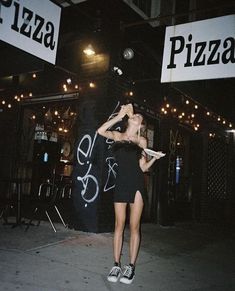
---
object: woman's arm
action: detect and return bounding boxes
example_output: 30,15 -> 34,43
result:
139,137 -> 161,172
140,155 -> 161,172
96,105 -> 129,141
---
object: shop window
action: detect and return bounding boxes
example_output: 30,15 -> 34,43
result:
17,99 -> 78,196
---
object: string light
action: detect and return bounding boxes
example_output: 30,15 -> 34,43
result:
157,92 -> 235,134
63,84 -> 67,92
89,82 -> 95,88
0,75 -> 233,136
66,78 -> 72,85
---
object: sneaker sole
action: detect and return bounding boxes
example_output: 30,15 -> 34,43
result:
107,274 -> 121,283
120,276 -> 135,284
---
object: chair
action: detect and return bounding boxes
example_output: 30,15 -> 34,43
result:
25,181 -> 67,232
59,183 -> 72,200
54,181 -> 72,227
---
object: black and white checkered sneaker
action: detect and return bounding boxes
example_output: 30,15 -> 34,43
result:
120,264 -> 135,284
107,265 -> 122,283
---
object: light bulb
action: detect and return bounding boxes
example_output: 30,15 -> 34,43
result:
83,44 -> 95,56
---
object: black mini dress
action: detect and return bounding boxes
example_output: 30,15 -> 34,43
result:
112,141 -> 146,203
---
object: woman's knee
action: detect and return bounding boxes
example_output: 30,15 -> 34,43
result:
129,221 -> 140,234
115,219 -> 125,233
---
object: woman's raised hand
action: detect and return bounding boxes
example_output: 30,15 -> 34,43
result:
117,104 -> 130,119
118,104 -> 133,119
126,103 -> 133,117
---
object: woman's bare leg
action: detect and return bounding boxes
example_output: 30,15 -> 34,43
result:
129,191 -> 144,265
113,202 -> 127,264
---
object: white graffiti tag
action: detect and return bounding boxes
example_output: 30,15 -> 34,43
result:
103,101 -> 120,192
76,102 -> 122,201
76,132 -> 99,203
103,157 -> 118,192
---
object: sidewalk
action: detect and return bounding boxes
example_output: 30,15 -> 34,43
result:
0,220 -> 235,291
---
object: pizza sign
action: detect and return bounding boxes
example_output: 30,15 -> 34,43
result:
0,0 -> 61,64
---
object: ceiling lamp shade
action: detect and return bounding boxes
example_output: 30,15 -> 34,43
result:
123,48 -> 134,60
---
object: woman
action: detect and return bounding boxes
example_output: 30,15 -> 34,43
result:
97,104 -> 161,284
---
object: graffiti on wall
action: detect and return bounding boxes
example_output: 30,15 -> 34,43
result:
75,102 -> 121,205
76,132 -> 99,204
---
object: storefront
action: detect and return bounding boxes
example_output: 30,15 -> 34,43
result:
1,1 -> 234,232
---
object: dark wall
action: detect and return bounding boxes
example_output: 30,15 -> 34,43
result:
71,75 -> 127,232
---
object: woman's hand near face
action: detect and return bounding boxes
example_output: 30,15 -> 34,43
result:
126,104 -> 133,117
117,105 -> 129,119
117,104 -> 133,119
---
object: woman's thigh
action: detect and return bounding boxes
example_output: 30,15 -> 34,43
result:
114,202 -> 127,227
129,191 -> 144,229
